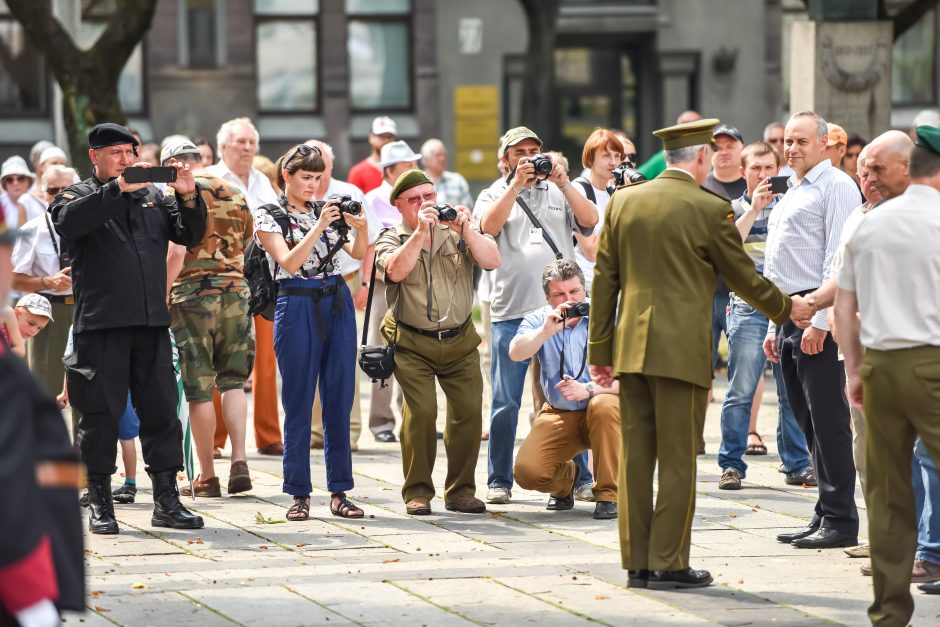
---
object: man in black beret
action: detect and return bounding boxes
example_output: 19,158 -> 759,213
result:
50,123 -> 208,535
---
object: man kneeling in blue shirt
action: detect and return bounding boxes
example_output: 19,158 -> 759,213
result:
509,259 -> 620,519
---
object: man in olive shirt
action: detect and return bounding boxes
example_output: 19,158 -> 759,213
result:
588,118 -> 816,590
376,170 -> 501,516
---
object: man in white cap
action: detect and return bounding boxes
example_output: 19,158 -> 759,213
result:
348,116 -> 398,194
0,156 -> 45,229
361,139 -> 421,442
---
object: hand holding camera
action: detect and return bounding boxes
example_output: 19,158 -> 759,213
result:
314,194 -> 363,232
416,201 -> 440,233
751,178 -> 775,213
312,199 -> 343,235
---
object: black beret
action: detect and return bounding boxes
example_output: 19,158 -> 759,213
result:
88,123 -> 139,150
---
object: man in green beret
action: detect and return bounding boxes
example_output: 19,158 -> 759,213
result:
375,169 -> 501,515
835,125 -> 940,624
588,118 -> 817,590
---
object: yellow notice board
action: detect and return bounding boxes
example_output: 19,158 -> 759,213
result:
454,85 -> 499,181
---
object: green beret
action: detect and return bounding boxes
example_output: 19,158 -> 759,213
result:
915,125 -> 940,155
653,118 -> 721,150
389,169 -> 433,203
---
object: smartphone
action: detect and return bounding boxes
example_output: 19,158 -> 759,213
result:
123,166 -> 177,184
769,175 -> 789,194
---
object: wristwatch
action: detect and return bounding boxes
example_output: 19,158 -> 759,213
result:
178,191 -> 197,203
585,382 -> 595,397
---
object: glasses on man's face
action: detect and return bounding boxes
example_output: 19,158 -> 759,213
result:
400,191 -> 437,206
45,187 -> 63,196
283,143 -> 320,169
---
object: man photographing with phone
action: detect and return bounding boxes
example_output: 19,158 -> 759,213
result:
51,122 -> 207,535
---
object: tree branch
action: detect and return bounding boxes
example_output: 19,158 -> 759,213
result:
88,0 -> 158,74
5,0 -> 81,80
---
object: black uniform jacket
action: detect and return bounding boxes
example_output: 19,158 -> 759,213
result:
0,345 -> 84,612
51,176 -> 207,333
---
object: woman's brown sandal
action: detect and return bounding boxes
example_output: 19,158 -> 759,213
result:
286,496 -> 310,521
330,492 -> 364,519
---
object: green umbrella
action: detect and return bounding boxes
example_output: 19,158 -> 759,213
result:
169,330 -> 195,499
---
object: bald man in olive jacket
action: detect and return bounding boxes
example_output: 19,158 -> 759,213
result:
588,118 -> 816,590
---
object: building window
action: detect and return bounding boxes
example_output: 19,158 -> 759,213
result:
254,0 -> 318,112
185,0 -> 219,68
892,9 -> 936,105
346,0 -> 411,111
0,5 -> 48,115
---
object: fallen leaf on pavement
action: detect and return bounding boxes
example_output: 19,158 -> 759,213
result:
94,606 -> 110,612
131,583 -> 148,589
382,558 -> 400,563
594,596 -> 608,601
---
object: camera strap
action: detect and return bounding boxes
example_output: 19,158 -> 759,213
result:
558,322 -> 588,381
514,194 -> 563,260
425,226 -> 461,323
44,212 -> 69,270
311,230 -> 348,276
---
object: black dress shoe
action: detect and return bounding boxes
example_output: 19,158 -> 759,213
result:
791,527 -> 858,549
776,524 -> 819,544
593,501 -> 617,520
547,464 -> 580,511
87,475 -> 119,535
918,580 -> 940,594
375,430 -> 397,443
649,568 -> 713,590
627,569 -> 649,588
149,470 -> 204,529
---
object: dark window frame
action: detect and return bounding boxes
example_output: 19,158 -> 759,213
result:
890,7 -> 938,107
346,11 -> 414,113
0,8 -> 51,117
253,10 -> 322,115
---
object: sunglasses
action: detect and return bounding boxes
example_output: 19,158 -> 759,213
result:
283,143 -> 320,169
400,191 -> 437,206
3,174 -> 31,184
46,186 -> 63,196
624,153 -> 638,163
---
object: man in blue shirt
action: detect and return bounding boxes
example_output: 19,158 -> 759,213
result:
508,260 -> 620,519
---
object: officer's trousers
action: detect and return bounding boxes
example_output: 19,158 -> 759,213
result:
383,317 -> 483,504
863,346 -> 940,627
617,373 -> 707,572
65,326 -> 182,475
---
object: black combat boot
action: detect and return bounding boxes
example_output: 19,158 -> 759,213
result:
86,474 -> 119,535
149,470 -> 204,529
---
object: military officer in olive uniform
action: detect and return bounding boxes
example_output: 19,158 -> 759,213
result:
588,119 -> 817,590
50,123 -> 207,535
375,170 -> 501,516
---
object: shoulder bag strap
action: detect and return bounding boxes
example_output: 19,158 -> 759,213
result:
514,193 -> 563,260
573,177 -> 596,204
361,231 -> 400,347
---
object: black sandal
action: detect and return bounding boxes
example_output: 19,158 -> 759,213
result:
330,492 -> 364,519
286,496 -> 310,521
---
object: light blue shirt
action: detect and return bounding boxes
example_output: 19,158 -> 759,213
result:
516,304 -> 591,411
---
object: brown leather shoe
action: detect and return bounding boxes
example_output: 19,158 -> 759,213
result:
406,497 -> 432,515
912,559 -> 940,583
180,475 -> 221,498
227,460 -> 252,494
444,495 -> 486,514
258,442 -> 284,456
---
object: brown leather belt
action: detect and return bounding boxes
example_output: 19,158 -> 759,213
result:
36,461 -> 82,489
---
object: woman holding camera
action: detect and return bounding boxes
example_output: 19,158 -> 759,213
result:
254,143 -> 368,521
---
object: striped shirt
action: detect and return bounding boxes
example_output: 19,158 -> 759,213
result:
764,159 -> 861,330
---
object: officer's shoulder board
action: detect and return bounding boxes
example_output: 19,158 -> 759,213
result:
616,178 -> 648,192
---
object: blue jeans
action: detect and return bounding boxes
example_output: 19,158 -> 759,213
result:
718,296 -> 810,477
913,437 -> 940,563
487,319 -> 531,489
711,288 -> 730,369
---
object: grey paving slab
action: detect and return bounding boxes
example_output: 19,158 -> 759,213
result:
186,585 -> 353,626
80,590 -> 237,626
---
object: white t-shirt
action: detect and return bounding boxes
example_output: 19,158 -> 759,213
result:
572,181 -> 609,292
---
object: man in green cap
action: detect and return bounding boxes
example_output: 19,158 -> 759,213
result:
835,125 -> 940,625
588,118 -> 817,590
375,169 -> 501,515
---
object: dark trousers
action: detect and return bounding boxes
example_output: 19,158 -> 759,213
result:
777,319 -> 858,535
65,326 -> 182,476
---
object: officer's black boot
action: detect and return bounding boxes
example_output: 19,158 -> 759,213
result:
86,474 -> 119,535
149,470 -> 204,529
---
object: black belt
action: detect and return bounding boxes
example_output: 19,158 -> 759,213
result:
399,317 -> 471,341
279,284 -> 339,298
43,294 -> 75,304
789,288 -> 817,297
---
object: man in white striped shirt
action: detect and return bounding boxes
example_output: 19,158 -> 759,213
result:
763,110 -> 862,550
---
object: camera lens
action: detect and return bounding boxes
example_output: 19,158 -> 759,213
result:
434,205 -> 458,221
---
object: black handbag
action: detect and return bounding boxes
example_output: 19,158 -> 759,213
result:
358,248 -> 397,388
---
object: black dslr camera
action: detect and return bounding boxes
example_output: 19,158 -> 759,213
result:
433,204 -> 458,222
612,161 -> 646,187
561,301 -> 590,319
315,194 -> 362,230
527,154 -> 554,178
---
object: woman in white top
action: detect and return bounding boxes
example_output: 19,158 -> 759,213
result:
254,144 -> 369,522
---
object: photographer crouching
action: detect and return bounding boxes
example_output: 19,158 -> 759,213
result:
375,170 -> 500,516
509,260 -> 619,519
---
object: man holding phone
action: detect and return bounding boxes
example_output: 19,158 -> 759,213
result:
50,123 -> 208,535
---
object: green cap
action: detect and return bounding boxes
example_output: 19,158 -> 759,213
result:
499,126 -> 542,155
389,169 -> 433,203
653,118 -> 721,150
915,125 -> 940,155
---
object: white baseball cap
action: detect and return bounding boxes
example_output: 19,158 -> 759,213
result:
16,293 -> 54,321
371,116 -> 398,136
379,141 -> 421,168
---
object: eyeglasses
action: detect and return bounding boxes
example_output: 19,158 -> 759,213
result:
399,191 -> 437,206
45,187 -> 63,196
624,153 -> 638,163
3,175 -> 30,184
283,143 -> 320,169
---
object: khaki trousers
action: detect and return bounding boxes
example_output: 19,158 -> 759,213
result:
618,373 -> 708,572
27,299 -> 73,396
514,394 -> 620,501
382,314 -> 483,504
311,271 -> 363,446
863,346 -> 940,627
